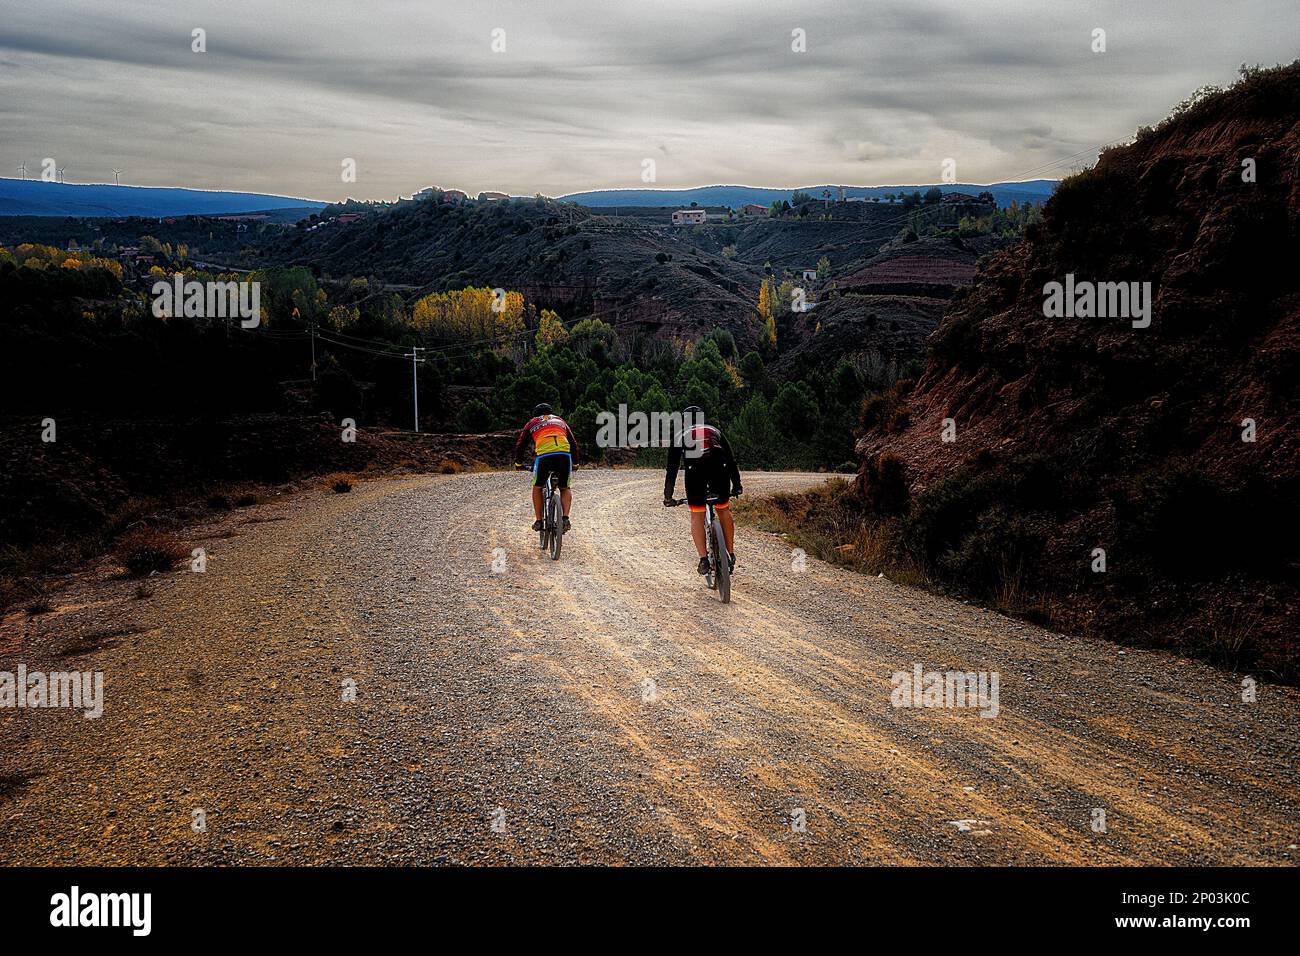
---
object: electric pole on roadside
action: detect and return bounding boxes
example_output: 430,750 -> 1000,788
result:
309,321 -> 317,381
405,346 -> 425,432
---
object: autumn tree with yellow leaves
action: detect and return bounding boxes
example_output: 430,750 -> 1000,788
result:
411,286 -> 525,343
5,242 -> 123,278
535,309 -> 569,348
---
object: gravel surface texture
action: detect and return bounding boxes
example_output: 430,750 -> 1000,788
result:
1,470 -> 1295,865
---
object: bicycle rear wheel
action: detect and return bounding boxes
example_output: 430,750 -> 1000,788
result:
548,480 -> 563,560
539,488 -> 550,550
712,516 -> 731,603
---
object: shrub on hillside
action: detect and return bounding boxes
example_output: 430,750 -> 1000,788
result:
902,454 -> 1061,573
861,451 -> 910,516
114,528 -> 187,577
326,473 -> 354,494
936,506 -> 1042,600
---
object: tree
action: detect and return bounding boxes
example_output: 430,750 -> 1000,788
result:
411,286 -> 525,343
772,381 -> 820,437
457,398 -> 493,432
536,309 -> 569,348
776,278 -> 796,315
816,255 -> 831,279
708,328 -> 736,358
831,360 -> 861,400
739,351 -> 765,388
758,277 -> 774,322
569,318 -> 617,363
569,401 -> 602,459
924,186 -> 942,204
729,395 -> 777,468
791,190 -> 813,205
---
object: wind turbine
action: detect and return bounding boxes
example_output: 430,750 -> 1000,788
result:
112,168 -> 123,185
57,166 -> 67,183
16,161 -> 27,180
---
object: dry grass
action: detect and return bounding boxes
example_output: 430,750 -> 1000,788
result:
437,458 -> 463,475
325,472 -> 356,493
736,479 -> 929,587
113,527 -> 187,578
738,484 -> 1071,631
1194,609 -> 1260,671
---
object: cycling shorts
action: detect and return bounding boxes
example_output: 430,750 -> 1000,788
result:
533,452 -> 572,489
684,456 -> 729,513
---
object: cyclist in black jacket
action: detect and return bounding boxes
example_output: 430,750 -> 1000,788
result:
663,406 -> 742,575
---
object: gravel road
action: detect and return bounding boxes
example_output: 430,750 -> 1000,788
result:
1,469 -> 1296,865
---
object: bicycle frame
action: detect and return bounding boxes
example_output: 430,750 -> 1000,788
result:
540,471 -> 563,559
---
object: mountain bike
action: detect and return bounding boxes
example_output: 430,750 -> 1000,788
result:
516,464 -> 564,560
539,471 -> 564,560
666,494 -> 732,603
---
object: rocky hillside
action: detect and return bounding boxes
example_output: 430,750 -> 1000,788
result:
855,63 -> 1300,678
260,196 -> 770,346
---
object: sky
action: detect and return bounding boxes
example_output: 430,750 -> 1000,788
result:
1,0 -> 1296,201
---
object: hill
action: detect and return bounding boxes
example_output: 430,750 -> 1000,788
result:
560,181 -> 1057,210
259,195 -> 772,345
849,62 -> 1300,678
0,178 -> 325,219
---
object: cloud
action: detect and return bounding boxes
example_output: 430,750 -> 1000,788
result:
1,0 -> 1295,199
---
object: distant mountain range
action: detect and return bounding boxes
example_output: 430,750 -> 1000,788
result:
0,176 -> 1057,220
559,181 -> 1058,209
0,179 -> 326,219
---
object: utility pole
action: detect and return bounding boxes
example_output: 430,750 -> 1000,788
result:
310,322 -> 317,381
405,346 -> 425,432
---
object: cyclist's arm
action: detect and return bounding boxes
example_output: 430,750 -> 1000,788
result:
513,421 -> 532,464
718,432 -> 742,493
565,422 -> 580,465
664,444 -> 682,499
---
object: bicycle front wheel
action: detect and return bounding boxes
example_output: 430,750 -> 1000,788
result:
712,517 -> 731,603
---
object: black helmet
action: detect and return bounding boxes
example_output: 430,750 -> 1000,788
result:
533,403 -> 553,417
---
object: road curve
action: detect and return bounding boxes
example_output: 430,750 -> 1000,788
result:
1,470 -> 1296,865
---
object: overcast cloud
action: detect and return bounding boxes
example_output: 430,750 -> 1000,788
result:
1,0 -> 1295,200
